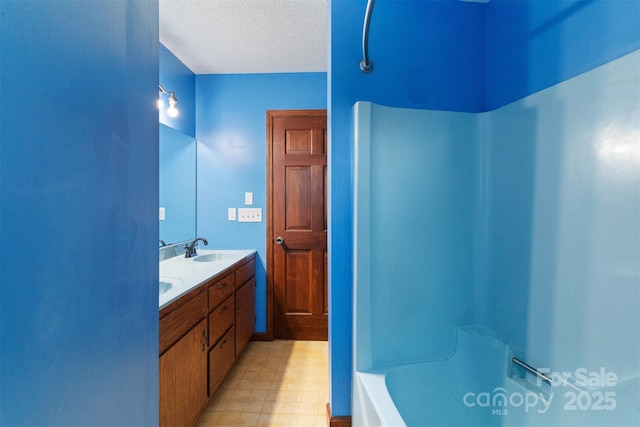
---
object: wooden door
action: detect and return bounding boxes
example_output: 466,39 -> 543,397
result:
267,110 -> 328,340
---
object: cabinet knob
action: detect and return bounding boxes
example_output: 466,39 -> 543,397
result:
275,236 -> 284,245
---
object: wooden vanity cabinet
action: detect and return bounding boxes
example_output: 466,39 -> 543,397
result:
159,290 -> 207,427
160,253 -> 256,426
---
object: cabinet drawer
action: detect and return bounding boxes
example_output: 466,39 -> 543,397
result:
208,295 -> 234,347
208,272 -> 234,309
159,290 -> 206,355
235,256 -> 255,288
208,326 -> 235,396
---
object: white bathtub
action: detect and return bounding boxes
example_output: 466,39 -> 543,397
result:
353,326 -> 639,427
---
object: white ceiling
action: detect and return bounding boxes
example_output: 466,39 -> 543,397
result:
159,0 -> 328,75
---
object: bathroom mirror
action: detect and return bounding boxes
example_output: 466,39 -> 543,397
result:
159,123 -> 196,245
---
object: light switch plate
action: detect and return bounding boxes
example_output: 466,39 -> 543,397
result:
159,207 -> 165,221
244,192 -> 253,205
238,208 -> 262,222
228,207 -> 236,221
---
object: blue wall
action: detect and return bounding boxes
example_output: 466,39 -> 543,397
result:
159,44 -> 196,136
158,46 -> 197,245
330,0 -> 640,417
0,1 -> 159,425
485,0 -> 640,109
195,72 -> 327,333
329,0 -> 485,416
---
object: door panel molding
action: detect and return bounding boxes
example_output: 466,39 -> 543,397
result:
266,110 -> 328,341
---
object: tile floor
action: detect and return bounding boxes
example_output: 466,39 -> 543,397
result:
196,340 -> 329,427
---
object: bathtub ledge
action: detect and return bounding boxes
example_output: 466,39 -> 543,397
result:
356,372 -> 406,427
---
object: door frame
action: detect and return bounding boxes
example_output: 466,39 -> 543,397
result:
265,109 -> 327,341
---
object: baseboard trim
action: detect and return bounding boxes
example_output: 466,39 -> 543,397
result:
251,332 -> 270,341
326,403 -> 352,427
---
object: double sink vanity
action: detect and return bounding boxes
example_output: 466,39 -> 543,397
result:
159,242 -> 256,427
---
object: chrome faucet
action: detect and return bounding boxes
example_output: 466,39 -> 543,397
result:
185,237 -> 208,258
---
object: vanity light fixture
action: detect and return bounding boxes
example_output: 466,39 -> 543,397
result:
158,84 -> 179,118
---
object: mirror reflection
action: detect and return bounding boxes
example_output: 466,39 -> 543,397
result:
159,124 -> 196,245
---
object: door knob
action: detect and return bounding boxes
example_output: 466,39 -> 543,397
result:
275,237 -> 284,245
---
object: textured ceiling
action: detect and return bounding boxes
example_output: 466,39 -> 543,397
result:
159,0 -> 328,75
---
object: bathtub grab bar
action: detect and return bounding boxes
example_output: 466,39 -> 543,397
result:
511,357 -> 552,385
359,0 -> 375,73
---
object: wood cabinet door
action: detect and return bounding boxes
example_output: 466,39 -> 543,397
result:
235,278 -> 255,356
159,347 -> 177,427
268,110 -> 328,340
174,319 -> 208,426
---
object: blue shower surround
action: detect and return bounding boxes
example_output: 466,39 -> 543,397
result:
329,0 -> 640,417
0,1 -> 159,425
195,73 -> 327,334
352,50 -> 640,425
329,0 -> 486,414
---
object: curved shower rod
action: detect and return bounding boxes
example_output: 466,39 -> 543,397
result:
360,0 -> 375,73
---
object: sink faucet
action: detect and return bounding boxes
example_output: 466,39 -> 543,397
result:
185,237 -> 208,258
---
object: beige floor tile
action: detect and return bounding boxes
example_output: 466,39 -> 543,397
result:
258,371 -> 278,381
274,413 -> 298,426
232,388 -> 255,399
300,391 -> 320,403
243,400 -> 265,413
195,410 -> 222,426
255,413 -> 277,427
235,379 -> 256,390
226,400 -> 247,412
248,388 -> 269,400
252,379 -> 273,390
297,414 -> 321,427
195,340 -> 328,427
265,389 -> 280,401
299,401 -> 324,416
218,411 -> 244,425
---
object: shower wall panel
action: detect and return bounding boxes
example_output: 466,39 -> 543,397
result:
483,50 -> 640,381
353,102 -> 480,370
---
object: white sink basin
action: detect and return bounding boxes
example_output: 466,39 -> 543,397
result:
159,249 -> 256,309
192,253 -> 236,263
159,277 -> 183,295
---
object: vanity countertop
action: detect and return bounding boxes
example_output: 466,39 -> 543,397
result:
159,249 -> 256,310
